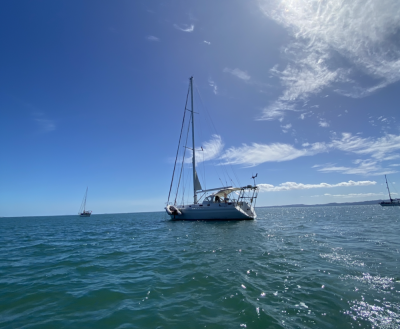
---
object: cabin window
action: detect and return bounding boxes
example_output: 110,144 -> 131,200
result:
228,203 -> 232,205
199,205 -> 203,207
207,204 -> 210,206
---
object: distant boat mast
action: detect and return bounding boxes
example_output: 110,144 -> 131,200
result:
385,175 -> 393,201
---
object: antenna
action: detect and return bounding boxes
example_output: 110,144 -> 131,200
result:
252,173 -> 258,186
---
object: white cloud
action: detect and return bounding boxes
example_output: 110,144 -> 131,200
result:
259,0 -> 400,118
324,192 -> 385,198
196,134 -> 224,163
220,142 -> 325,167
319,120 -> 329,128
259,100 -> 296,121
315,160 -> 397,176
330,133 -> 400,160
219,132 -> 400,172
258,180 -> 376,192
185,135 -> 223,164
174,24 -> 194,32
208,78 -> 218,95
32,112 -> 56,132
281,123 -> 292,133
223,68 -> 251,81
35,118 -> 56,132
204,40 -> 211,45
146,35 -> 159,42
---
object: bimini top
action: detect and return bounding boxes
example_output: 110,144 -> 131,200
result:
212,185 -> 258,198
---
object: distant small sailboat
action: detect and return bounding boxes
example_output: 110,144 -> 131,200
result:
79,187 -> 92,216
380,175 -> 400,207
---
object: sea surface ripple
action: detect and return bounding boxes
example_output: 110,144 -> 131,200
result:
1,205 -> 399,328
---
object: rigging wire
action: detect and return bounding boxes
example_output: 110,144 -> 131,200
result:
194,83 -> 242,188
167,85 -> 190,204
174,109 -> 192,205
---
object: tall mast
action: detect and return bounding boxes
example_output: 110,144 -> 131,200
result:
84,187 -> 88,212
190,77 -> 197,204
385,175 -> 392,201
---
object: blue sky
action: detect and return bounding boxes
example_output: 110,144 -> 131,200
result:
1,0 -> 400,216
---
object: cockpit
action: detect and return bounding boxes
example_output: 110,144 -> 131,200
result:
204,195 -> 231,203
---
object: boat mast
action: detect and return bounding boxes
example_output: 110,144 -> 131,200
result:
385,175 -> 392,201
190,77 -> 197,204
84,187 -> 88,212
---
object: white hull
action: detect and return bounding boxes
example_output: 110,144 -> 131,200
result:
166,202 -> 256,220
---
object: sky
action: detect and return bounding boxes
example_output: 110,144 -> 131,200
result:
1,0 -> 400,216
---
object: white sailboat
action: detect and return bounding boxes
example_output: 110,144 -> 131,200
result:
380,175 -> 400,207
165,77 -> 259,220
79,187 -> 92,217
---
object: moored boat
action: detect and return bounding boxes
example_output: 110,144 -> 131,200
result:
165,77 -> 259,220
79,187 -> 92,216
380,175 -> 400,207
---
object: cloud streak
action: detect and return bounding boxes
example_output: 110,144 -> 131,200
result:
258,180 -> 376,192
219,132 -> 400,174
315,160 -> 397,176
208,78 -> 218,95
323,192 -> 386,198
330,133 -> 400,160
220,142 -> 321,166
184,135 -> 224,164
259,0 -> 400,119
35,118 -> 56,132
32,112 -> 56,133
146,35 -> 159,42
174,24 -> 194,32
223,68 -> 251,81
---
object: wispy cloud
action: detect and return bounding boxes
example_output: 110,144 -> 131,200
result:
204,40 -> 211,45
32,112 -> 56,133
323,192 -> 385,198
281,123 -> 292,133
315,159 -> 397,176
219,132 -> 400,173
259,0 -> 400,119
220,142 -> 324,167
258,180 -> 376,192
185,135 -> 224,164
197,135 -> 224,163
319,120 -> 329,128
35,118 -> 56,132
223,68 -> 251,81
208,78 -> 218,95
146,35 -> 159,42
259,100 -> 295,121
330,133 -> 400,160
174,24 -> 194,32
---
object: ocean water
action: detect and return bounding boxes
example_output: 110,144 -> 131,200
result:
0,206 -> 399,329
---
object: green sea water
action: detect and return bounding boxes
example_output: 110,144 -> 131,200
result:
1,206 -> 399,328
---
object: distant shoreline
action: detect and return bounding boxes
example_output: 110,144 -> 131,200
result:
257,199 -> 386,208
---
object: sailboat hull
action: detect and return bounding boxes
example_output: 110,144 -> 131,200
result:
380,202 -> 400,207
79,213 -> 91,217
166,203 -> 256,221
